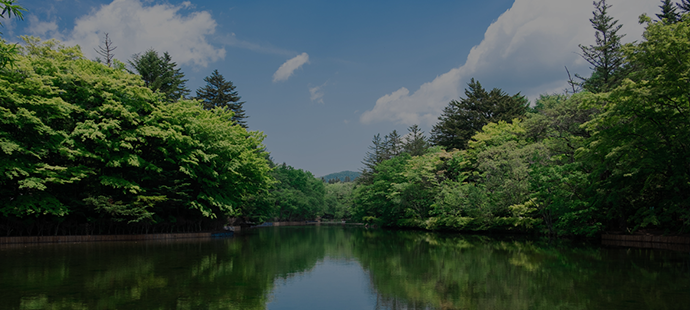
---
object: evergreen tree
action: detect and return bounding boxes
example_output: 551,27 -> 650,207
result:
430,78 -> 527,150
360,134 -> 386,184
196,69 -> 248,128
384,130 -> 403,158
129,49 -> 189,102
657,0 -> 680,24
679,0 -> 690,13
577,0 -> 626,93
403,124 -> 429,156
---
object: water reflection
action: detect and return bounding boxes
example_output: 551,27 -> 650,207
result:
0,226 -> 688,309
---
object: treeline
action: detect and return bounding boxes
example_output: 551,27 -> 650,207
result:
0,1 -> 354,235
351,1 -> 690,236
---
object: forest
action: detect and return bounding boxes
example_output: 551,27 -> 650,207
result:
1,0 -> 689,237
350,1 -> 690,237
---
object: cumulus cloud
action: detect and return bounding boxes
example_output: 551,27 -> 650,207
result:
26,16 -> 60,39
50,0 -> 224,67
273,52 -> 310,82
360,0 -> 658,126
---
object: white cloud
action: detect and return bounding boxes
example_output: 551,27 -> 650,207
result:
54,0 -> 224,67
26,15 -> 60,39
309,85 -> 324,104
309,81 -> 328,104
219,32 -> 295,56
273,52 -> 310,82
360,0 -> 658,126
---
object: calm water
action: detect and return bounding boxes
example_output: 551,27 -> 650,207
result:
1,226 -> 688,309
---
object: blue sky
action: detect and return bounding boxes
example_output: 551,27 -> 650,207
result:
6,0 -> 659,176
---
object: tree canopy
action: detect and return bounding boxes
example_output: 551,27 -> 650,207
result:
430,78 -> 528,150
0,37 -> 272,235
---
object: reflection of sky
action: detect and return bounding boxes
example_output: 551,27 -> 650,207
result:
267,258 -> 376,310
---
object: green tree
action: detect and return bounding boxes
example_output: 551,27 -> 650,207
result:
0,0 -> 25,69
195,69 -> 247,128
581,14 -> 690,233
129,49 -> 189,102
0,37 -> 272,233
403,124 -> 429,156
577,0 -> 626,93
679,0 -> 690,13
430,78 -> 528,150
657,0 -> 680,24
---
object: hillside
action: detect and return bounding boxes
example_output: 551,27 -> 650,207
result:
320,171 -> 360,183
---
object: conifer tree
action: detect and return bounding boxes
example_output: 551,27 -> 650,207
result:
195,69 -> 247,128
384,130 -> 403,158
577,0 -> 626,93
430,78 -> 527,150
403,124 -> 429,156
679,0 -> 690,13
129,49 -> 189,102
657,0 -> 680,24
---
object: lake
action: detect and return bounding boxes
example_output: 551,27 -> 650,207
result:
0,225 -> 688,309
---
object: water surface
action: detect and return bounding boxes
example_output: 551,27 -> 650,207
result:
0,226 -> 688,309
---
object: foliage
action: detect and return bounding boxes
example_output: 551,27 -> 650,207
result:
657,0 -> 680,24
128,49 -> 189,102
246,163 -> 326,222
577,0 -> 626,93
580,14 -> 690,233
0,37 -> 272,234
430,78 -> 528,150
324,182 -> 354,219
195,69 -> 247,128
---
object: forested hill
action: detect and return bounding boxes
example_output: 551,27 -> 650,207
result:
320,171 -> 360,183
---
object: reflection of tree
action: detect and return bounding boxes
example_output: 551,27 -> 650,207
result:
352,230 -> 689,310
0,227 -> 688,309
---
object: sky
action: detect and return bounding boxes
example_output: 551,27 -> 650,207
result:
5,0 -> 661,177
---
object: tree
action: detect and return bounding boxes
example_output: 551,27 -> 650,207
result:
195,69 -> 247,128
430,78 -> 528,150
679,0 -> 690,13
94,33 -> 116,68
384,130 -> 403,157
577,0 -> 626,93
657,0 -> 680,24
0,0 -> 24,29
580,15 -> 690,233
129,49 -> 189,102
0,0 -> 25,69
403,124 -> 429,156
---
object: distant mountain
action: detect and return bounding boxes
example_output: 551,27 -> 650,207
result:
320,171 -> 360,183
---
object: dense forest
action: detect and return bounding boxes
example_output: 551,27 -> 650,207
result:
350,0 -> 690,236
1,0 -> 689,237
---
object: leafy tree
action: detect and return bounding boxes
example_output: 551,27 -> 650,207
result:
430,78 -> 528,150
577,0 -> 626,93
0,37 -> 272,234
581,14 -> 690,233
0,0 -> 25,69
657,0 -> 680,24
195,69 -> 247,128
0,0 -> 24,29
129,49 -> 189,102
